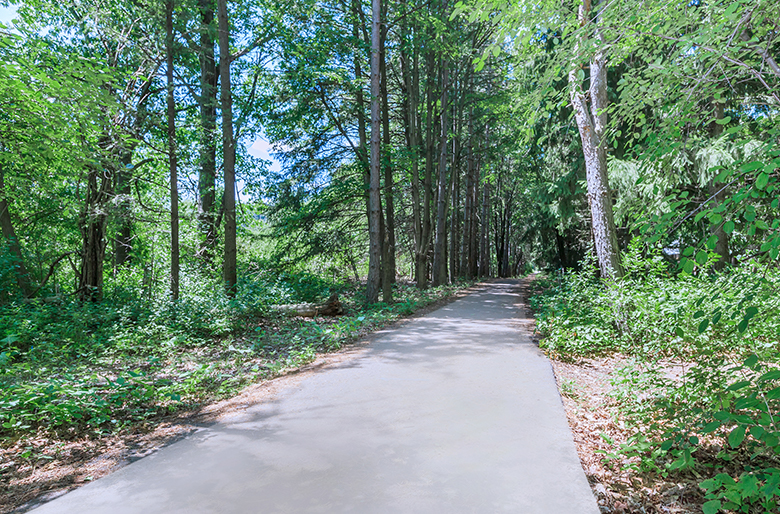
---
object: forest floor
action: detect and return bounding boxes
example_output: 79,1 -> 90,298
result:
519,281 -> 705,514
0,283 -> 478,514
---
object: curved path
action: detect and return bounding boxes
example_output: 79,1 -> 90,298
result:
30,280 -> 598,514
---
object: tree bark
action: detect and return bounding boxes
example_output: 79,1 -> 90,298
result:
197,0 -> 218,263
465,104 -> 478,278
432,61 -> 449,286
366,0 -> 382,303
401,8 -> 424,290
417,45 -> 436,288
709,100 -> 730,270
450,76 -> 463,279
380,16 -> 394,302
351,0 -> 371,234
479,175 -> 489,277
167,0 -> 180,300
79,160 -> 112,301
217,0 -> 237,295
569,0 -> 622,279
0,163 -> 32,297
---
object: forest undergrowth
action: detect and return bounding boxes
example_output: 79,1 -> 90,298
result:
530,247 -> 780,514
0,269 -> 469,453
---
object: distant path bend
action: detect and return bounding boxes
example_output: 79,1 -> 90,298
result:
30,279 -> 598,514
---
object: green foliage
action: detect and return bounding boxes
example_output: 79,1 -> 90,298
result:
0,268 -> 468,440
531,250 -> 780,513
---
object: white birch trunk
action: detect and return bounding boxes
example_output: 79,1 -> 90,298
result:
569,0 -> 622,279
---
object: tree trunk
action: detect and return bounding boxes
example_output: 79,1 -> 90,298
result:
432,61 -> 449,286
465,105 -> 478,278
218,0 -> 237,295
0,163 -> 32,297
709,100 -> 730,270
167,0 -> 180,300
569,0 -> 622,279
401,9 -> 424,290
417,47 -> 435,289
366,0 -> 382,303
197,0 -> 218,263
79,160 -> 112,301
380,17 -> 394,302
351,0 -> 371,231
114,76 -> 152,270
479,176 -> 489,277
450,76 -> 462,280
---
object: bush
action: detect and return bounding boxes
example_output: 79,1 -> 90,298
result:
530,246 -> 780,513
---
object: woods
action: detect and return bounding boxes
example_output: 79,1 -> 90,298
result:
1,0 -> 779,511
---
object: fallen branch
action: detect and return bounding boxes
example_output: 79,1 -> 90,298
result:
270,293 -> 344,317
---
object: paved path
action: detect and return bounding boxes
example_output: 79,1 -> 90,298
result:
30,280 -> 598,514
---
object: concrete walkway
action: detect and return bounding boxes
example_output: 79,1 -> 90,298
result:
30,280 -> 598,514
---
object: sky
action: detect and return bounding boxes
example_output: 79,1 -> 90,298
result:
0,4 -> 17,25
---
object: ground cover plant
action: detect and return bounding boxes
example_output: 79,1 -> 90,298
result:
0,271 -> 469,443
530,249 -> 780,513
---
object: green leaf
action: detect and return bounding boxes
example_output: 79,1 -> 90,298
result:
723,220 -> 735,234
738,318 -> 749,333
695,250 -> 709,265
698,319 -> 709,334
702,420 -> 721,433
740,161 -> 764,172
726,380 -> 751,391
715,116 -> 731,125
682,258 -> 695,274
756,173 -> 769,190
713,410 -> 731,421
765,387 -> 780,400
675,326 -> 685,338
694,310 -> 705,319
759,370 -> 780,382
728,425 -> 746,448
724,1 -> 740,17
702,499 -> 721,514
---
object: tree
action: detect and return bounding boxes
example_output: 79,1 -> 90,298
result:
217,0 -> 238,295
166,0 -> 180,300
568,0 -> 622,279
367,0 -> 383,303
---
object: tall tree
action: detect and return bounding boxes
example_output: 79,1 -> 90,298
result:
380,12 -> 395,302
366,0 -> 383,303
197,0 -> 219,263
0,162 -> 32,298
217,0 -> 237,295
432,59 -> 450,286
568,0 -> 622,279
166,0 -> 180,300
